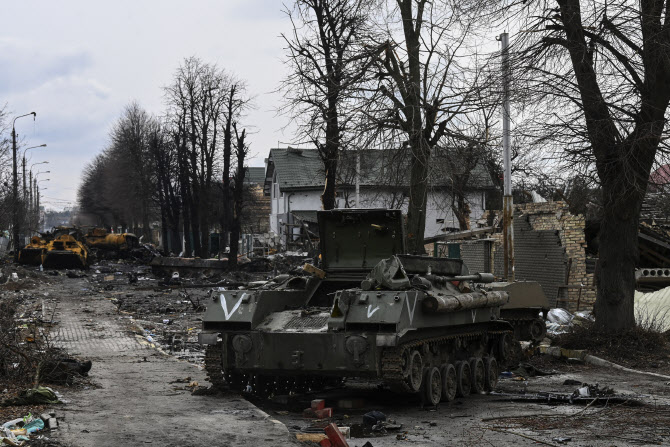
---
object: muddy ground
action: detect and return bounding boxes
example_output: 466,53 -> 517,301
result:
2,260 -> 670,446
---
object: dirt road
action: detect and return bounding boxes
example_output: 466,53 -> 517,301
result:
47,276 -> 298,447
17,266 -> 670,447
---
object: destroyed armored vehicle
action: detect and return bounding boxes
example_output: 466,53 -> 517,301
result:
201,209 -> 516,404
18,236 -> 48,265
491,281 -> 549,342
42,234 -> 89,269
84,228 -> 139,252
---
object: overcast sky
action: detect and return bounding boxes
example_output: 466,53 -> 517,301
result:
2,0 -> 295,210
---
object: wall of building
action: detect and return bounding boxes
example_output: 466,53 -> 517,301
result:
269,171 -> 487,244
515,202 -> 595,311
427,201 -> 595,311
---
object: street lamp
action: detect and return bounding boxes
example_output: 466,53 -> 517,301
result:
12,112 -> 36,261
34,178 -> 49,233
22,144 -> 46,198
28,165 -> 49,234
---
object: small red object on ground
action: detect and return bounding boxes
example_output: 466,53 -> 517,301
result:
311,399 -> 326,410
319,439 -> 333,447
324,423 -> 349,447
315,408 -> 333,418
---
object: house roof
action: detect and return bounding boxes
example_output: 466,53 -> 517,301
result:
244,167 -> 266,184
264,148 -> 495,193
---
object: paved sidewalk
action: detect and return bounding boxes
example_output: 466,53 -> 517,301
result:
51,279 -> 296,447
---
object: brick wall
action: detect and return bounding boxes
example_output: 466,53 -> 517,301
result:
426,201 -> 595,311
516,202 -> 595,311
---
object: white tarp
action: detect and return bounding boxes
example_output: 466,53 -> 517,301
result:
635,288 -> 670,332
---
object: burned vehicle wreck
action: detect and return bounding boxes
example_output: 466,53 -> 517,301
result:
200,209 -> 519,404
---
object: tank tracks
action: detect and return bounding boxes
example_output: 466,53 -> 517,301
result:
204,342 -> 226,390
501,310 -> 547,343
204,341 -> 342,396
381,329 -> 511,393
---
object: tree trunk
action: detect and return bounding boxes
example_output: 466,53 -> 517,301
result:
406,138 -> 430,254
200,209 -> 209,258
455,195 -> 471,231
321,155 -> 338,210
190,195 -> 202,257
181,198 -> 192,257
594,193 -> 639,330
320,93 -> 340,210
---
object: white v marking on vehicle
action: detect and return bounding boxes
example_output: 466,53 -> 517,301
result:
405,292 -> 417,325
367,305 -> 380,318
221,293 -> 245,320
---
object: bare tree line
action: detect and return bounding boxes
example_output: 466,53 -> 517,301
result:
77,58 -> 252,262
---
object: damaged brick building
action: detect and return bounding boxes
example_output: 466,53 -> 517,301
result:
426,201 -> 596,312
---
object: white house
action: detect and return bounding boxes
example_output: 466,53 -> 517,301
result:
264,148 -> 495,245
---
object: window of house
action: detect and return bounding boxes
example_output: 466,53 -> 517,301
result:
273,172 -> 279,198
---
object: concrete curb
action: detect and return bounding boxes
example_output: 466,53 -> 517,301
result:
540,346 -> 670,380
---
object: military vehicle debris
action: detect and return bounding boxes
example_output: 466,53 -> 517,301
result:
42,234 -> 89,269
201,209 -> 515,405
150,257 -> 228,277
18,236 -> 48,265
84,228 -> 139,251
488,281 -> 550,343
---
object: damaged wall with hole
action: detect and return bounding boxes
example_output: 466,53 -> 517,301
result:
429,201 -> 596,311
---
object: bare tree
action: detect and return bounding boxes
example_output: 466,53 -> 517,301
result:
363,0 -> 490,253
165,57 -> 230,257
220,79 -> 251,250
492,0 -> 670,330
77,104 -> 157,236
228,123 -> 250,268
280,0 -> 375,210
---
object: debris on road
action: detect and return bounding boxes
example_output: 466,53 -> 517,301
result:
1,388 -> 62,407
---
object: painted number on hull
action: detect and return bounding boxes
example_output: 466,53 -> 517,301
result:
221,293 -> 245,320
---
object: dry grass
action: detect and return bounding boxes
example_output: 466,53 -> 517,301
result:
0,297 -> 73,389
554,320 -> 670,373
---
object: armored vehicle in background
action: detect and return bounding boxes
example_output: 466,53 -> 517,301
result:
84,228 -> 139,252
42,234 -> 89,269
491,281 -> 549,343
18,236 -> 48,265
200,209 -> 515,404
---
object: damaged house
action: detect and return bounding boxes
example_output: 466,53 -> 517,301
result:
263,147 -> 496,246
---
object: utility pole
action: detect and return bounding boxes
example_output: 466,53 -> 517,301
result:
11,127 -> 18,261
498,33 -> 514,281
355,150 -> 360,207
11,112 -> 36,260
29,171 -> 33,232
33,178 -> 38,231
22,157 -> 26,200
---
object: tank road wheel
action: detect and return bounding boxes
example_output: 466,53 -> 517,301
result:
407,350 -> 424,392
530,318 -> 547,342
469,357 -> 486,394
440,364 -> 457,402
422,367 -> 442,407
400,348 -> 412,376
484,357 -> 499,392
498,333 -> 513,362
455,361 -> 471,398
